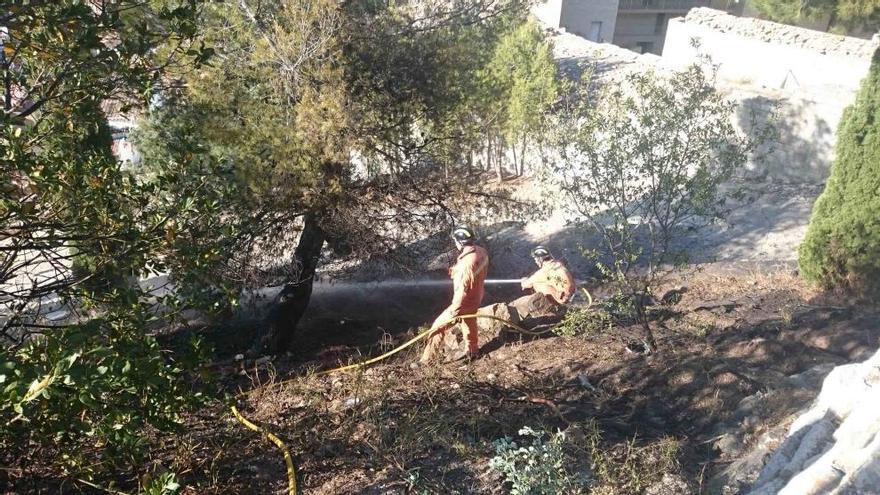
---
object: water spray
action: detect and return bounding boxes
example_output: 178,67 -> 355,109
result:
314,278 -> 525,288
313,278 -> 584,288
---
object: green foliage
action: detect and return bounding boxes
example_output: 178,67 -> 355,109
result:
484,20 -> 558,175
799,49 -> 880,294
752,0 -> 880,33
0,0 -> 210,482
0,314 -> 204,474
142,472 -> 182,495
553,307 -> 613,337
136,0 -> 539,297
489,426 -> 589,495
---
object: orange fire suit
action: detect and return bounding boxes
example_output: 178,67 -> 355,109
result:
421,245 -> 489,362
521,259 -> 575,305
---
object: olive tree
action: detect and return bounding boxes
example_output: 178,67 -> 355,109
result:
543,64 -> 772,351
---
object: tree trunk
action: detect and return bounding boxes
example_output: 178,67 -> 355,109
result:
635,297 -> 657,354
519,136 -> 528,177
495,134 -> 504,182
261,211 -> 326,353
511,142 -> 518,177
485,131 -> 492,173
825,8 -> 837,32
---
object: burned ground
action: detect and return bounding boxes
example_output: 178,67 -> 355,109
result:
93,262 -> 878,495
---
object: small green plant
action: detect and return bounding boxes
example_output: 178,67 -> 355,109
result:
142,472 -> 182,495
780,304 -> 796,327
692,321 -> 716,338
404,469 -> 432,495
489,426 -> 589,494
553,307 -> 613,337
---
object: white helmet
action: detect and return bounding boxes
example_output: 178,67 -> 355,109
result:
452,226 -> 476,245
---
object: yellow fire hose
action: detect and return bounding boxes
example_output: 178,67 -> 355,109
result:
230,405 -> 297,495
230,288 -> 593,495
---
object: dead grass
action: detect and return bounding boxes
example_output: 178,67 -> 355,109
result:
581,421 -> 684,495
684,263 -> 819,303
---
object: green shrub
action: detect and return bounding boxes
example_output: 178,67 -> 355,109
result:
142,472 -> 182,495
489,426 -> 589,494
553,307 -> 613,337
799,49 -> 880,294
0,314 -> 207,475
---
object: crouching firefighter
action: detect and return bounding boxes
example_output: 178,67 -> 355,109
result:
420,227 -> 489,363
516,246 -> 575,324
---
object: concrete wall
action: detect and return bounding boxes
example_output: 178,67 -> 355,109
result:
615,13 -> 660,35
662,8 -> 878,182
614,12 -> 666,53
559,0 -> 619,43
531,0 -> 564,28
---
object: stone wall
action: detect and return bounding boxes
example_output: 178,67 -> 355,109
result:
664,8 -> 877,94
546,9 -> 877,183
746,348 -> 880,494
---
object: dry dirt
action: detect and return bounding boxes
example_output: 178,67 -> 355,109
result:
96,262 -> 878,495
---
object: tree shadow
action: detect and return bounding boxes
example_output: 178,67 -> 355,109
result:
737,94 -> 835,184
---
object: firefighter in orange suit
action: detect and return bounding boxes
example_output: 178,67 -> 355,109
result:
420,227 -> 489,363
519,246 -> 575,316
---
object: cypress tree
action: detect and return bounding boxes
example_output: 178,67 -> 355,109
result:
799,48 -> 880,294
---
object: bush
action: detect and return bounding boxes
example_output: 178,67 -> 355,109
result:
799,49 -> 880,295
553,307 -> 613,337
489,426 -> 589,494
0,315 -> 207,475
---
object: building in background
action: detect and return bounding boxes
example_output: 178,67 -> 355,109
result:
102,100 -> 142,167
533,0 -> 744,54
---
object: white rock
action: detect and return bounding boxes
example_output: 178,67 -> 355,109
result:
748,349 -> 880,495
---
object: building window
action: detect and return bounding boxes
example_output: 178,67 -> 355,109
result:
636,41 -> 654,54
589,21 -> 603,42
